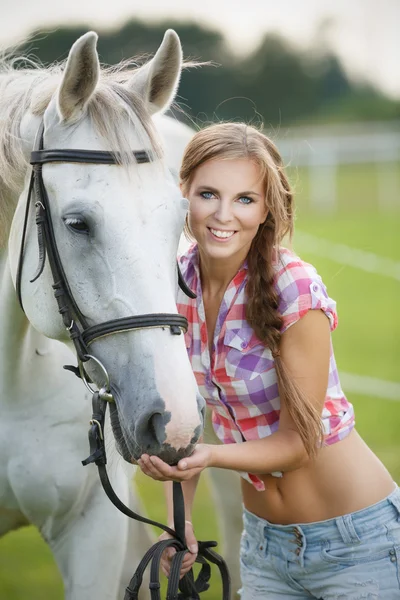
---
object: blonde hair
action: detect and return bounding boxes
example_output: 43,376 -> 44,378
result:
180,122 -> 323,457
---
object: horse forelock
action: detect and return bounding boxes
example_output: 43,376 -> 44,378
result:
0,56 -> 165,246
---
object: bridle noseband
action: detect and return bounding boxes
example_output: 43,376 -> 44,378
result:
15,121 -> 230,599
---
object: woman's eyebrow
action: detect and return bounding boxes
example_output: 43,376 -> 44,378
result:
237,190 -> 262,197
194,185 -> 261,197
194,184 -> 220,194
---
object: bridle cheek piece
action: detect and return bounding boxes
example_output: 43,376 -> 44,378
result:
15,120 -> 230,599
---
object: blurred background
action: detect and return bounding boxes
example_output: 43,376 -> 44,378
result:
0,0 -> 399,598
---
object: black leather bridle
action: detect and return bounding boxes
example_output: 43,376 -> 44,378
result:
15,120 -> 230,599
16,121 -> 196,367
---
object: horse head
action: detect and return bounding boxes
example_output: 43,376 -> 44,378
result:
8,30 -> 205,464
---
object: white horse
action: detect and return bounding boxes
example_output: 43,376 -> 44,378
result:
0,30 -> 206,600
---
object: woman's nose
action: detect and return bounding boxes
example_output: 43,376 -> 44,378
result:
214,199 -> 233,223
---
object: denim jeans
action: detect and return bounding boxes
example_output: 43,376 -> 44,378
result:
239,485 -> 400,599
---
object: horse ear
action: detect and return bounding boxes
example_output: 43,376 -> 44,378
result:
57,32 -> 100,122
128,30 -> 182,115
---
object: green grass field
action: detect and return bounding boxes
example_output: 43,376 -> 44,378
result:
1,162 -> 399,599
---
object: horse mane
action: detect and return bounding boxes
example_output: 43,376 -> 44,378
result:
0,52 -> 164,246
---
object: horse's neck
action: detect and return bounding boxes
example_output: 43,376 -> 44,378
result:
0,248 -> 53,395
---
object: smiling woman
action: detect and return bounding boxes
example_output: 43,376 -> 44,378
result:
137,122 -> 400,599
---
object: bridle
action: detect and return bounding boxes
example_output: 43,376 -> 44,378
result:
16,120 -> 196,379
15,120 -> 230,599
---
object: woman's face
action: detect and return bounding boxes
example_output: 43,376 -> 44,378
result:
186,158 -> 268,264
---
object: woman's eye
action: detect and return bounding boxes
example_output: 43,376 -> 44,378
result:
64,217 -> 90,234
238,196 -> 253,205
200,191 -> 215,200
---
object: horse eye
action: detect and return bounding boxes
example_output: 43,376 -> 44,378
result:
64,217 -> 90,234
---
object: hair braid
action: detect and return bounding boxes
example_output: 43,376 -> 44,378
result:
246,215 -> 324,458
246,216 -> 282,351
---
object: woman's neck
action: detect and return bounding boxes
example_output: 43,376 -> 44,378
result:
197,247 -> 246,297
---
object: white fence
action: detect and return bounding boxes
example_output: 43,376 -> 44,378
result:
277,121 -> 400,212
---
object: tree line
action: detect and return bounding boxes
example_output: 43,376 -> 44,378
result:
13,19 -> 400,127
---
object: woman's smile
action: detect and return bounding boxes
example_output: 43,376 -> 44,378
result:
207,227 -> 237,241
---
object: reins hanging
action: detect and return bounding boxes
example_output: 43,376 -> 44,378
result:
82,391 -> 231,600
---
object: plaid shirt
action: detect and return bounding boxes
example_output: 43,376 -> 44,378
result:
177,244 -> 355,491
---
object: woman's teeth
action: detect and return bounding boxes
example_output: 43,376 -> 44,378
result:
210,228 -> 235,239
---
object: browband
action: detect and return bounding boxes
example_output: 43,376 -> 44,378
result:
31,149 -> 151,165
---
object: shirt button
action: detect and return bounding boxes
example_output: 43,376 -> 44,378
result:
241,341 -> 247,349
312,283 -> 319,293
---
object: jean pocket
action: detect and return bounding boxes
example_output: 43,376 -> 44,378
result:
240,530 -> 267,570
240,531 -> 253,569
321,539 -> 391,566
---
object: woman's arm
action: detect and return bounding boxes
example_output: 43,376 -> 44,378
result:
139,309 -> 331,480
210,308 -> 331,473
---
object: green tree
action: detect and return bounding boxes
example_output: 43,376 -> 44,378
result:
12,20 -> 398,127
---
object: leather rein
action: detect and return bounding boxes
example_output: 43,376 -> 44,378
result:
15,121 -> 231,599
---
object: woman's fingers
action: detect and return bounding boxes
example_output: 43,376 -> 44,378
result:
160,521 -> 199,580
160,543 -> 176,577
137,455 -> 169,480
138,455 -> 179,481
161,549 -> 194,578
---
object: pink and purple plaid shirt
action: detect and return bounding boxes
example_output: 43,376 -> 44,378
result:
177,244 -> 355,491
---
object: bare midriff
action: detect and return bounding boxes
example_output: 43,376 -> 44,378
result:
241,429 -> 395,524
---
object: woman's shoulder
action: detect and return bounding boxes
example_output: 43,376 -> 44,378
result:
273,247 -> 338,333
273,246 -> 323,289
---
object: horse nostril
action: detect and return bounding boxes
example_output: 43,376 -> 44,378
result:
148,412 -> 165,446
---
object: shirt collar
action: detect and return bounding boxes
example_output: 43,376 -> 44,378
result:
191,243 -> 248,280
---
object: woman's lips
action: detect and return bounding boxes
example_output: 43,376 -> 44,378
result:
207,227 -> 237,242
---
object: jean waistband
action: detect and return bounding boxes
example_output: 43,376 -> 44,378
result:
243,484 -> 400,546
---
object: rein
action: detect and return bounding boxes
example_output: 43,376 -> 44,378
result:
83,391 -> 231,600
16,120 -> 230,599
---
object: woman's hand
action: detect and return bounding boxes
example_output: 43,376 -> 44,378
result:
160,520 -> 198,579
137,444 -> 213,482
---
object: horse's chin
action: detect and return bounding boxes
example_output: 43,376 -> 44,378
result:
130,444 -> 197,466
109,402 -> 198,466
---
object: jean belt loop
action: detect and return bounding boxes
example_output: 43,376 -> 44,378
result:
388,487 -> 400,522
335,515 -> 361,545
260,524 -> 268,553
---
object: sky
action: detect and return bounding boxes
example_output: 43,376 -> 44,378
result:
0,0 -> 399,99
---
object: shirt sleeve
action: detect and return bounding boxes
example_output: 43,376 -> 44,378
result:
275,256 -> 338,334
